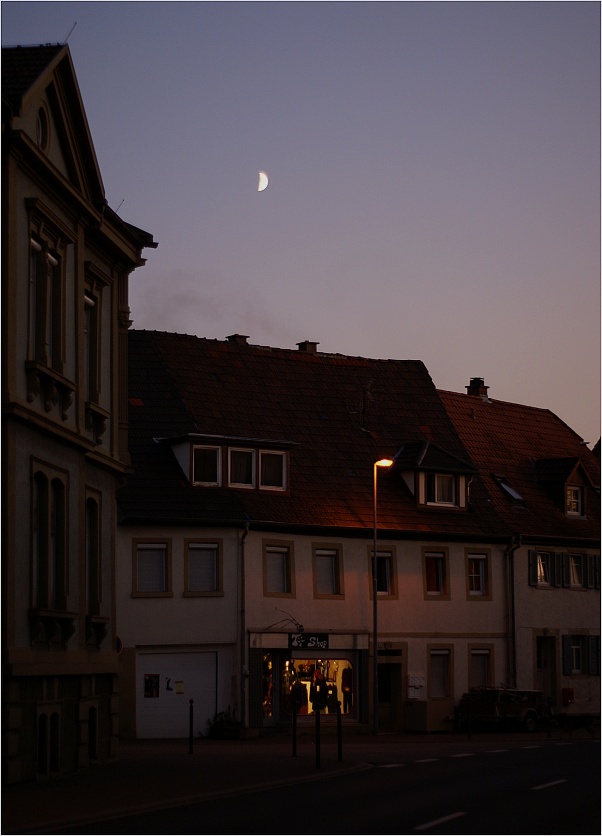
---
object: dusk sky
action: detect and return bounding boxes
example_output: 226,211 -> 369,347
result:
2,2 -> 600,445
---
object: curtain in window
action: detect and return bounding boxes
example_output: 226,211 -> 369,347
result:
230,450 -> 253,484
266,548 -> 289,593
315,550 -> 338,595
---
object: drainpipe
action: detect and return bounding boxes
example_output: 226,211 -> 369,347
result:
239,519 -> 250,730
504,534 -> 521,687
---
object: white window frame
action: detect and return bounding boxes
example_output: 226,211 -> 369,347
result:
313,546 -> 343,598
423,549 -> 450,599
426,473 -> 456,506
228,448 -> 256,488
263,541 -> 295,597
259,450 -> 287,491
566,485 -> 583,516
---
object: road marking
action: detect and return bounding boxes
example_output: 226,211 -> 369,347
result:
488,749 -> 509,753
451,752 -> 474,758
416,758 -> 439,763
522,745 -> 541,749
532,779 -> 567,791
377,763 -> 403,768
415,812 -> 467,831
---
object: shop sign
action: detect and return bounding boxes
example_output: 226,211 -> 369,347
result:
289,633 -> 329,649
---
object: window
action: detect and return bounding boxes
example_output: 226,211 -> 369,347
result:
466,551 -> 490,599
569,554 -> 583,588
29,236 -> 63,372
423,549 -> 449,599
263,541 -> 294,597
313,546 -> 343,597
469,648 -> 492,688
259,450 -> 286,490
368,548 -> 397,598
185,541 -> 222,595
562,635 -> 600,675
193,446 -> 221,485
429,648 -> 452,698
85,495 -> 101,615
426,473 -> 455,505
566,485 -> 583,516
84,290 -> 100,404
229,448 -> 255,488
32,465 -> 68,610
133,542 -> 172,596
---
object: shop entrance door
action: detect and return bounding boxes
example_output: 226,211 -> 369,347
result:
378,662 -> 403,732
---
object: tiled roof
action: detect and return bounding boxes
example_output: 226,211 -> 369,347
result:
439,389 -> 600,544
120,331 -> 498,538
2,44 -> 66,110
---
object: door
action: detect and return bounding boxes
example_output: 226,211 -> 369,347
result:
378,662 -> 404,732
136,651 -> 217,738
536,637 -> 557,707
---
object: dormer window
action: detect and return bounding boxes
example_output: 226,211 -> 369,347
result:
566,485 -> 583,516
229,448 -> 255,488
426,473 -> 456,506
259,450 -> 286,491
192,446 -> 221,486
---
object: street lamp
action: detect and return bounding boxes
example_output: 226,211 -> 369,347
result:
373,457 -> 394,736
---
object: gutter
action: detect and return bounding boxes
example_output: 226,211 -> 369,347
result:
239,518 -> 251,730
504,534 -> 522,688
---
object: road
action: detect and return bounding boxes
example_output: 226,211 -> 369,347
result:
45,738 -> 599,835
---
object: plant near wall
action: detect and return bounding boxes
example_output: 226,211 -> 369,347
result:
207,707 -> 241,739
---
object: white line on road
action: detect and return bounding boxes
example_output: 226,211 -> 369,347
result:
451,752 -> 474,758
522,745 -> 541,749
532,779 -> 567,791
377,763 -> 403,768
416,758 -> 439,763
488,749 -> 509,753
415,812 -> 467,831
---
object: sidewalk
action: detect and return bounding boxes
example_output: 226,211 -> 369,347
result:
2,727 -> 598,834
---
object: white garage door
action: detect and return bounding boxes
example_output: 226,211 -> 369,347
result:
136,651 -> 217,739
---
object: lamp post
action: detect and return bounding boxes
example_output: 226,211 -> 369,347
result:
372,457 -> 394,736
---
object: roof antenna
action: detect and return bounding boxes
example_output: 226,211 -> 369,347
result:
115,199 -> 125,212
64,22 -> 77,43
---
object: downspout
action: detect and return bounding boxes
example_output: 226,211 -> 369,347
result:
239,519 -> 250,730
504,534 -> 521,687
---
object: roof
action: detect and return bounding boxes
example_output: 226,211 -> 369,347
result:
439,389 -> 600,543
2,44 -> 66,111
120,331 -> 496,538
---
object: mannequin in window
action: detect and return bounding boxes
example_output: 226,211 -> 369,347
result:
342,665 -> 353,712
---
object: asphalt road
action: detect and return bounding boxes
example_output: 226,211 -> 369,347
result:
44,739 -> 600,835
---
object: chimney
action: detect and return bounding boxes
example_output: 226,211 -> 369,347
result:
226,334 -> 249,345
466,377 -> 490,400
296,340 -> 319,354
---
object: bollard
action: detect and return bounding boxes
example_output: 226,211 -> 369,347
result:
292,700 -> 297,757
337,700 -> 343,762
315,708 -> 321,769
189,699 -> 194,754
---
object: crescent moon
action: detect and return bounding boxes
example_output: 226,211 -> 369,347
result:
258,171 -> 269,192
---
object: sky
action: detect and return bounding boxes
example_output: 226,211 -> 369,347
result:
2,1 -> 600,446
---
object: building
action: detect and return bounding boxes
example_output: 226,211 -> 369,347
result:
440,379 -> 600,711
2,44 -> 155,783
116,332 -> 598,740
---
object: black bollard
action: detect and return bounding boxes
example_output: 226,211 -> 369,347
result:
292,700 -> 297,757
315,708 -> 321,769
189,699 -> 194,754
337,700 -> 343,762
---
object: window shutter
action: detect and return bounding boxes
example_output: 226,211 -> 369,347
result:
528,551 -> 538,586
561,635 -> 572,676
561,553 -> 570,587
552,553 -> 562,587
315,550 -> 337,595
585,555 -> 597,589
188,545 -> 217,592
266,548 -> 289,593
588,636 -> 600,676
137,547 -> 165,592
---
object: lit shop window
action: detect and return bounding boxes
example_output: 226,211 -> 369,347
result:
280,659 -> 354,716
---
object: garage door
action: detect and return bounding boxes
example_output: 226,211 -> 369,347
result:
136,651 -> 217,738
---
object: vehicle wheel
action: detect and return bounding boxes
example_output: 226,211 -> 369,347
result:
523,712 -> 537,733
